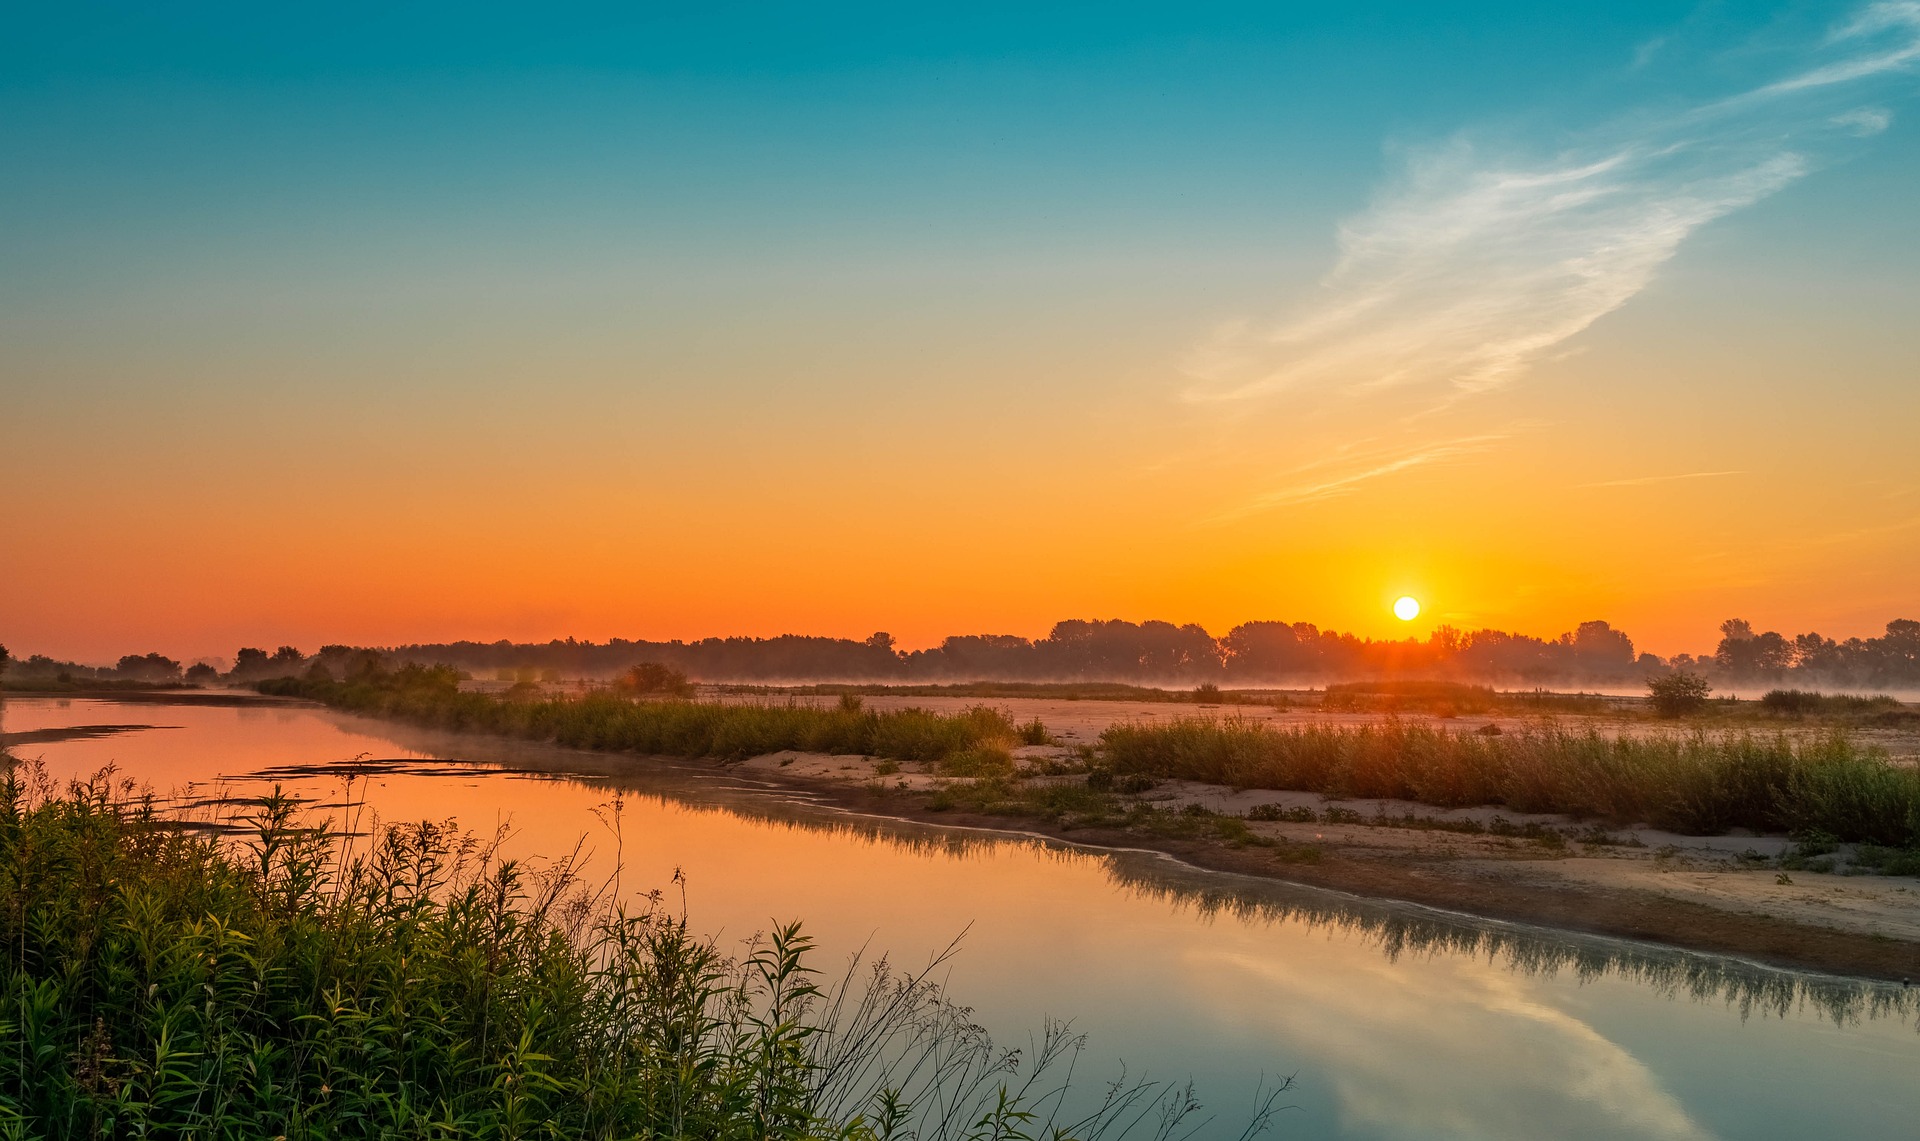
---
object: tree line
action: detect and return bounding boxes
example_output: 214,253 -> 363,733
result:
7,616 -> 1915,689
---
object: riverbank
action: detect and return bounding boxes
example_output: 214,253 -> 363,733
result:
730,747 -> 1920,981
238,675 -> 1920,979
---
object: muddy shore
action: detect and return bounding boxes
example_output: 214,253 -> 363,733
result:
732,748 -> 1920,982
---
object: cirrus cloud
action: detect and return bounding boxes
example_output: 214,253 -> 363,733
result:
1185,3 -> 1920,407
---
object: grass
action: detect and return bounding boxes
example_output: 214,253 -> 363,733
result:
262,667 -> 1022,766
1759,689 -> 1905,717
1098,716 -> 1920,844
0,756 -> 1277,1139
1317,681 -> 1611,717
0,678 -> 184,694
724,681 -> 1283,706
1322,680 -> 1498,715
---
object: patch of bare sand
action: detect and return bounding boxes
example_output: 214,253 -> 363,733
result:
1525,857 -> 1920,943
729,748 -> 1920,950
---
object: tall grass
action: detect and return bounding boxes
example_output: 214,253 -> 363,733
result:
262,668 -> 1018,764
1759,689 -> 1904,716
0,764 -> 1274,1139
1099,717 -> 1920,843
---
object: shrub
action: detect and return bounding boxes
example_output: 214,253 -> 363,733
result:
0,772 -> 1262,1139
616,662 -> 696,696
1017,717 -> 1054,746
1647,672 -> 1712,718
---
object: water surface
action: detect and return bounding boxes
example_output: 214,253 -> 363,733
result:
3,694 -> 1915,1141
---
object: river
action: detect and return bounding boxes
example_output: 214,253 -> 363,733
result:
2,693 -> 1915,1140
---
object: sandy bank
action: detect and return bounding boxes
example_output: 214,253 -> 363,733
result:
737,748 -> 1920,980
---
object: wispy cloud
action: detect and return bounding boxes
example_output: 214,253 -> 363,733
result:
1185,2 -> 1920,406
1207,432 -> 1512,521
1580,469 -> 1745,488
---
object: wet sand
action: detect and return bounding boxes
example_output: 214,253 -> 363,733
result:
729,710 -> 1920,981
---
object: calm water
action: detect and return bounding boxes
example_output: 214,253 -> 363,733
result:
3,694 -> 1917,1140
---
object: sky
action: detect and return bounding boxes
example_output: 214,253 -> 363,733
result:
4,1 -> 1919,664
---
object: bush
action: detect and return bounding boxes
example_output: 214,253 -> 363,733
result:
615,662 -> 696,696
1017,717 -> 1054,746
0,772 -> 1259,1139
1647,672 -> 1711,718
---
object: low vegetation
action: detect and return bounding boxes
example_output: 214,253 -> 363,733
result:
734,681 -> 1281,706
260,666 -> 1022,765
0,761 -> 1272,1138
613,662 -> 697,697
1759,689 -> 1904,717
1098,717 -> 1920,845
1646,672 -> 1712,718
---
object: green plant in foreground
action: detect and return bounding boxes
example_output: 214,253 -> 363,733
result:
0,756 -> 1282,1140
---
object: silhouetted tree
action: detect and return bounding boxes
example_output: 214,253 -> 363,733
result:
116,653 -> 182,682
1648,672 -> 1711,717
615,663 -> 694,696
1566,620 -> 1635,674
1714,619 -> 1791,677
230,647 -> 271,679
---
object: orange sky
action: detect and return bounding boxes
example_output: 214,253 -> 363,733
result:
5,3 -> 1917,665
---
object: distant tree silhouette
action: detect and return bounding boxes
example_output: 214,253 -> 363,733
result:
1717,619 -> 1800,678
230,647 -> 271,679
1567,620 -> 1635,673
1648,672 -> 1711,717
280,612 -> 1920,688
116,653 -> 182,682
614,663 -> 694,696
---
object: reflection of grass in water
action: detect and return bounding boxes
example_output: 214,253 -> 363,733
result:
1101,717 -> 1920,845
222,703 -> 1920,1031
0,759 -> 1281,1138
580,774 -> 1920,1032
1095,856 -> 1920,1030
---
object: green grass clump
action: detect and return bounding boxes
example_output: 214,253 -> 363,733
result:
936,741 -> 1017,778
0,775 -> 830,1137
0,764 -> 1268,1139
1098,717 -> 1920,843
1759,689 -> 1904,717
1322,680 -> 1497,715
261,668 -> 1017,765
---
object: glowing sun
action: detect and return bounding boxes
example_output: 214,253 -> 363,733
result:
1393,596 -> 1421,621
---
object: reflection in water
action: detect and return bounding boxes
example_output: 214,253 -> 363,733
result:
4,696 -> 1918,1141
221,745 -> 1917,1035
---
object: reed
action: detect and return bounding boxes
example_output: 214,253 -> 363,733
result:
1758,689 -> 1904,717
0,764 -> 1276,1139
1098,717 -> 1920,843
262,668 -> 1018,765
